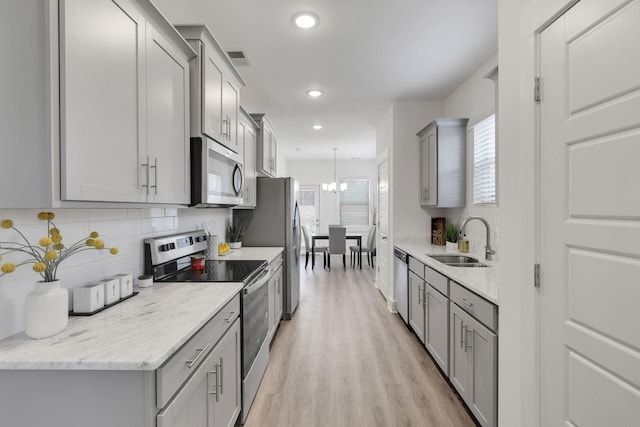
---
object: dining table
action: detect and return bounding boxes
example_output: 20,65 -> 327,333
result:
311,232 -> 362,269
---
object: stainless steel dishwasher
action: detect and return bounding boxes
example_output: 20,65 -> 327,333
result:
394,247 -> 409,325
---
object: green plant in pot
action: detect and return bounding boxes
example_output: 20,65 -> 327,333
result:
445,223 -> 460,251
227,216 -> 249,249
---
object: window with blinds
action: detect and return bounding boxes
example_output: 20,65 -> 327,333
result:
473,114 -> 496,205
339,179 -> 370,227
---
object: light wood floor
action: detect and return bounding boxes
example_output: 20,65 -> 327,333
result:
244,259 -> 476,427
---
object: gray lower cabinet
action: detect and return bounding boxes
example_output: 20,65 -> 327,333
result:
158,318 -> 241,427
0,295 -> 241,427
267,255 -> 284,344
408,270 -> 425,343
424,283 -> 449,375
449,302 -> 497,427
409,263 -> 449,375
157,319 -> 241,427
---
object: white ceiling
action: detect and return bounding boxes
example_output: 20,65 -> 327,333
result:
154,0 -> 498,160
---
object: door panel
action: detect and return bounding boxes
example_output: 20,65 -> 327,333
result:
408,272 -> 425,343
469,317 -> 497,427
299,185 -> 320,233
425,286 -> 448,375
203,46 -> 223,141
539,1 -> 640,424
449,304 -> 469,399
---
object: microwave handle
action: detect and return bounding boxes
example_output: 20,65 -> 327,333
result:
232,163 -> 243,197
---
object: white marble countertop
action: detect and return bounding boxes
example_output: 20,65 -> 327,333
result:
0,246 -> 283,371
0,282 -> 243,371
218,246 -> 283,263
394,242 -> 499,305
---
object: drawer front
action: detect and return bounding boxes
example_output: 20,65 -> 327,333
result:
157,294 -> 240,408
425,266 -> 448,296
408,257 -> 425,279
450,281 -> 497,332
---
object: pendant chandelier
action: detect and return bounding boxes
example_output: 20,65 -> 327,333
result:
322,148 -> 347,192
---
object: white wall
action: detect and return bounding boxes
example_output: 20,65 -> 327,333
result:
392,101 -> 444,240
498,0 -> 570,426
442,53 -> 499,257
0,207 -> 230,340
287,158 -> 377,233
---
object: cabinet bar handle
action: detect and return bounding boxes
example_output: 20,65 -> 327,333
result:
208,368 -> 217,397
186,343 -> 210,368
423,288 -> 428,308
417,284 -> 423,305
466,327 -> 473,352
225,308 -> 240,323
150,157 -> 158,195
219,358 -> 224,395
457,296 -> 474,308
141,156 -> 150,193
460,322 -> 466,349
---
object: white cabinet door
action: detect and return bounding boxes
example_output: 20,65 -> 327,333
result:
60,0 -> 145,202
146,27 -> 190,204
425,284 -> 449,375
408,271 -> 425,344
202,45 -> 223,143
211,320 -> 241,427
270,133 -> 278,177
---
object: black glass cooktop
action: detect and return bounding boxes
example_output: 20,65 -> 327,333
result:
159,259 -> 267,284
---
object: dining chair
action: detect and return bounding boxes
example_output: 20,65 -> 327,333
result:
302,225 -> 326,269
350,225 -> 376,268
326,225 -> 346,270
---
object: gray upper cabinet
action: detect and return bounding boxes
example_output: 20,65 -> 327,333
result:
1,0 -> 195,207
250,114 -> 278,177
417,118 -> 468,207
175,25 -> 246,153
236,108 -> 258,208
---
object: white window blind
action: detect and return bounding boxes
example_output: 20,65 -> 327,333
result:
473,114 -> 496,204
340,179 -> 369,227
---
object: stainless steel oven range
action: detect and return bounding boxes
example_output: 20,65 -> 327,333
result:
144,230 -> 270,424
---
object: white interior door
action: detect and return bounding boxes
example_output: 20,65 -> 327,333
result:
539,1 -> 640,425
299,185 -> 320,234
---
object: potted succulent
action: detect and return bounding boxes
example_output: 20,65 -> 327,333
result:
0,212 -> 118,339
227,216 -> 249,249
445,223 -> 460,252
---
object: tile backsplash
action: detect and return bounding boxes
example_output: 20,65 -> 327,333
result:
0,207 -> 231,340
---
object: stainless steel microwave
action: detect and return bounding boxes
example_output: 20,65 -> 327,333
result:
191,137 -> 243,207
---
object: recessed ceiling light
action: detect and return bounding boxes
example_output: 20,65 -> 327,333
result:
293,12 -> 319,29
307,89 -> 323,98
312,124 -> 323,130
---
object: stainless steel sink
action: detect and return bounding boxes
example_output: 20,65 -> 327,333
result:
428,254 -> 489,268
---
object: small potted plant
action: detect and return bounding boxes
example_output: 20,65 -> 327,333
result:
227,216 -> 249,249
445,223 -> 460,252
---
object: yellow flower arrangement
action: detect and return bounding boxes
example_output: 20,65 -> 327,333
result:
0,212 -> 118,282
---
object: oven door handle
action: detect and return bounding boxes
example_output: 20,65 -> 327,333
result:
243,269 -> 270,295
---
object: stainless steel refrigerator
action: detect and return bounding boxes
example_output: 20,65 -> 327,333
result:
236,177 -> 301,319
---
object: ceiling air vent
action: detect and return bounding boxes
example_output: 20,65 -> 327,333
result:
226,50 -> 251,67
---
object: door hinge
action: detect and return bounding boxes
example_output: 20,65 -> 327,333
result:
534,77 -> 541,103
534,263 -> 541,288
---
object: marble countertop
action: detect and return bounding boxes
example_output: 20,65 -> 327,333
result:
0,282 -> 243,371
394,242 -> 499,305
218,246 -> 283,263
0,246 -> 283,371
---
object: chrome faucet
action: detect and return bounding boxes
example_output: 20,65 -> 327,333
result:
460,216 -> 496,260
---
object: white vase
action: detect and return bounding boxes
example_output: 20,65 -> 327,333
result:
25,280 -> 69,339
445,241 -> 458,252
229,241 -> 242,249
